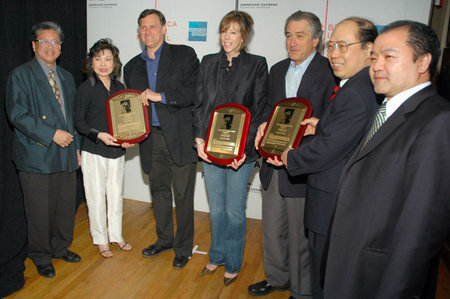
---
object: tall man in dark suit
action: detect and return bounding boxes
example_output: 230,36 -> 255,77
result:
124,9 -> 199,269
6,21 -> 81,278
249,11 -> 335,298
279,17 -> 379,299
324,20 -> 450,299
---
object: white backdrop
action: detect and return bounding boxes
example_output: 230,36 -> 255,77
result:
87,0 -> 432,219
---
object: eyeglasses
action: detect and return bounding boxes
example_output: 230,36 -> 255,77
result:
326,41 -> 362,53
35,40 -> 62,47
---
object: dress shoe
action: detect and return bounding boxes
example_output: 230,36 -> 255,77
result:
37,264 -> 55,278
248,279 -> 290,296
173,256 -> 190,269
141,244 -> 172,257
200,265 -> 217,276
59,250 -> 81,263
224,275 -> 237,286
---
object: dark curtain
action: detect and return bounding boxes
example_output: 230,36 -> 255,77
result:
0,1 -> 86,296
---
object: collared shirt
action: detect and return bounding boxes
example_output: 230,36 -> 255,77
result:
339,78 -> 349,88
36,57 -> 66,120
385,81 -> 431,119
141,43 -> 167,126
285,51 -> 316,97
75,75 -> 126,158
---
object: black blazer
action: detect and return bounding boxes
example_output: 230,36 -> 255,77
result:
286,67 -> 379,235
193,50 -> 268,162
259,53 -> 336,197
124,42 -> 199,173
324,86 -> 450,298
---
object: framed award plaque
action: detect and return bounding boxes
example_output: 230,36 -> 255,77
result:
106,89 -> 150,144
258,97 -> 313,160
204,103 -> 251,165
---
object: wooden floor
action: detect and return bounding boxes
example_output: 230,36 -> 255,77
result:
6,199 -> 450,299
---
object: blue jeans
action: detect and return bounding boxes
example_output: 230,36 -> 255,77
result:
203,161 -> 255,274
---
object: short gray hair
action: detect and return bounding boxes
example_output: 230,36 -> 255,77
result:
30,21 -> 64,43
285,11 -> 323,50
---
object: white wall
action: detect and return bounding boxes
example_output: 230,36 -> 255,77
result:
87,0 -> 432,219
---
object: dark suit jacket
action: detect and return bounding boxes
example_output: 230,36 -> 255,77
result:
286,67 -> 378,235
259,53 -> 336,197
193,50 -> 268,162
124,42 -> 199,173
6,57 -> 79,174
324,85 -> 450,299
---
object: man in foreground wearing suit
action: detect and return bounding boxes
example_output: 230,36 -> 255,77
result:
278,17 -> 379,299
249,11 -> 335,298
324,21 -> 450,298
124,9 -> 199,269
6,21 -> 81,278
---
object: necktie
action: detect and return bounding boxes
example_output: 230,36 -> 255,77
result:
362,101 -> 387,148
48,69 -> 63,108
330,85 -> 340,101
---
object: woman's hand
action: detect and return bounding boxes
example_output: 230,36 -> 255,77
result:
195,138 -> 212,163
228,154 -> 246,170
121,142 -> 135,149
97,132 -> 120,146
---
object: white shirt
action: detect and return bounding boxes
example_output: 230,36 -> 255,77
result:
385,82 -> 431,119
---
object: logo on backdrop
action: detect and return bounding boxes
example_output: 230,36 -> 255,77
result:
239,1 -> 278,9
189,22 -> 208,42
87,0 -> 118,9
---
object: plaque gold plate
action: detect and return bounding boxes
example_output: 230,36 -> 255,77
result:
204,103 -> 251,165
258,97 -> 313,159
106,89 -> 150,144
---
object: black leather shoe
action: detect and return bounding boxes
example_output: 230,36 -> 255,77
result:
141,244 -> 172,257
248,279 -> 290,296
173,256 -> 190,269
37,264 -> 55,278
59,250 -> 81,263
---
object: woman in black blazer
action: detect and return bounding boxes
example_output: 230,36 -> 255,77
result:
193,10 -> 268,285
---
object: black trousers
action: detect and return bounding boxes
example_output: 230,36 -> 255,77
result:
148,128 -> 196,257
19,171 -> 77,266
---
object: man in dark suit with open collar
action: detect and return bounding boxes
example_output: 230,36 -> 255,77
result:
249,11 -> 335,299
324,20 -> 450,299
124,9 -> 199,269
279,17 -> 379,299
6,21 -> 81,278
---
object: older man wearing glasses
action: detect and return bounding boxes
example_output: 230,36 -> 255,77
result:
276,17 -> 380,299
6,21 -> 80,278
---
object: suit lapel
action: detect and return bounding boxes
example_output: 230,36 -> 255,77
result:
206,54 -> 221,103
297,54 -> 319,96
156,43 -> 169,92
228,51 -> 249,98
351,85 -> 435,163
30,58 -> 67,127
277,59 -> 290,98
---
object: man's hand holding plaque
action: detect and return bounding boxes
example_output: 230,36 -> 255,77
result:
106,89 -> 150,144
204,103 -> 251,166
257,97 -> 313,161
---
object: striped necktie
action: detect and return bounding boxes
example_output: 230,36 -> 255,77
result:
362,101 -> 387,148
330,85 -> 340,101
48,69 -> 63,108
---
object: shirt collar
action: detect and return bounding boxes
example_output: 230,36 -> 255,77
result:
141,42 -> 164,61
385,81 -> 431,118
289,51 -> 316,72
35,56 -> 57,76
